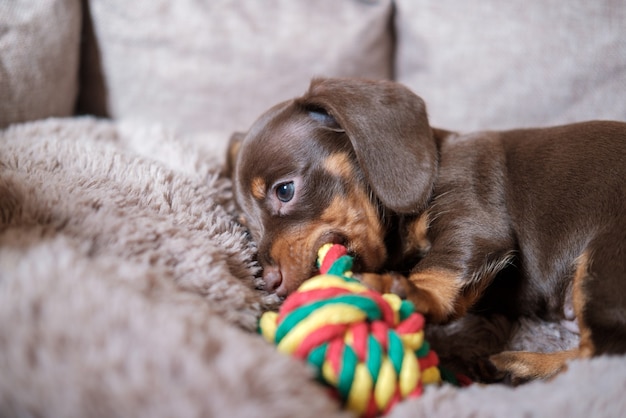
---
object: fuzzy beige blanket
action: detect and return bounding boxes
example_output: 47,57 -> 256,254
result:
1,118 -> 625,417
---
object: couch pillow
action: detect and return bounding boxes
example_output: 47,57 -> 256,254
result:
395,0 -> 626,131
79,0 -> 394,135
0,0 -> 82,128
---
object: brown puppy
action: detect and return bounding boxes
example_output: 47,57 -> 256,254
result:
227,78 -> 626,382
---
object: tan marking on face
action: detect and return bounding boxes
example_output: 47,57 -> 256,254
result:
250,177 -> 266,200
267,183 -> 387,295
572,251 -> 595,357
268,223 -> 325,295
323,153 -> 353,178
320,187 -> 387,271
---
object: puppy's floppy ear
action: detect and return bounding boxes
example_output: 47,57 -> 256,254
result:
224,131 -> 246,178
299,78 -> 438,214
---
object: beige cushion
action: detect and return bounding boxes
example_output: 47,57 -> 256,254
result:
0,0 -> 82,128
79,0 -> 394,134
395,1 -> 626,131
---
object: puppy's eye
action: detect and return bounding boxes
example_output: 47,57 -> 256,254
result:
275,181 -> 295,202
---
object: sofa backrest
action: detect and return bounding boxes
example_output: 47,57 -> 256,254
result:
2,0 -> 625,135
76,0 -> 394,135
395,0 -> 626,131
0,0 -> 82,129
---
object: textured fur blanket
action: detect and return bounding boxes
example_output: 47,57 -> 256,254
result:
1,118 -> 625,417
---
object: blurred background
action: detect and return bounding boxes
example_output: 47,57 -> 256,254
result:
2,0 -> 625,138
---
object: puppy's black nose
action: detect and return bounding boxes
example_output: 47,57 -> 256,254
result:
263,266 -> 283,293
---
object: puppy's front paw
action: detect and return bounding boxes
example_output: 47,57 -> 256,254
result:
356,272 -> 410,299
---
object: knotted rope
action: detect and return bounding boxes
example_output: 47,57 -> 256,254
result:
259,243 -> 468,417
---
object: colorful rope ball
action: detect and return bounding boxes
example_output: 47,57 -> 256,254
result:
259,244 -> 467,417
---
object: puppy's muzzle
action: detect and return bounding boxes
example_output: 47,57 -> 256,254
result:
263,266 -> 285,297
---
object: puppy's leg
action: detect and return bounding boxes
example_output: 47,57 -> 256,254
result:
489,350 -> 580,384
490,250 -> 605,383
579,232 -> 626,355
359,268 -> 465,323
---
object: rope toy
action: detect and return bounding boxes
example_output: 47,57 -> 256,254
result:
259,243 -> 470,417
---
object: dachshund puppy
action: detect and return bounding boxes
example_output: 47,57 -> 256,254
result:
227,78 -> 626,382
